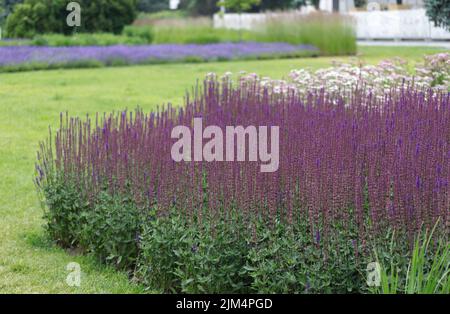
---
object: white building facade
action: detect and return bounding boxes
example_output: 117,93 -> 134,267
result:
319,0 -> 425,13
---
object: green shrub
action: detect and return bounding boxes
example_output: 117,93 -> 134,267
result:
4,2 -> 36,38
178,0 -> 221,16
218,0 -> 261,13
38,176 -> 446,294
354,0 -> 367,7
245,219 -> 368,293
31,35 -> 48,46
425,0 -> 450,31
136,211 -> 371,293
80,191 -> 143,270
0,0 -> 24,25
5,0 -> 137,38
39,172 -> 142,269
137,0 -> 169,13
136,213 -> 251,293
122,25 -> 154,43
41,178 -> 86,248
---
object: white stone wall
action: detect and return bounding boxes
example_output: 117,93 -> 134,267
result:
213,9 -> 450,40
349,9 -> 450,40
320,0 -> 425,11
213,13 -> 266,30
213,7 -> 317,30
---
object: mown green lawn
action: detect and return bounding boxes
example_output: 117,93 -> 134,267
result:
0,46 -> 446,293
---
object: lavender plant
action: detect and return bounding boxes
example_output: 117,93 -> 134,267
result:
0,42 -> 318,72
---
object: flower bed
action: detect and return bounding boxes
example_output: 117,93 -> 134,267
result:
0,42 -> 318,72
238,52 -> 450,96
35,77 -> 449,293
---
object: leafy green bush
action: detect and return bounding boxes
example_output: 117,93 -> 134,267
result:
41,177 -> 143,270
136,211 -> 372,293
245,219 -> 368,293
137,0 -> 169,13
41,178 -> 86,248
40,177 -> 448,294
28,26 -> 153,47
4,2 -> 37,38
354,0 -> 367,8
37,161 -> 447,294
178,0 -> 220,16
0,0 -> 24,25
425,0 -> 450,31
5,0 -> 137,38
80,191 -> 143,270
136,213 -> 252,293
218,0 -> 261,13
122,25 -> 154,43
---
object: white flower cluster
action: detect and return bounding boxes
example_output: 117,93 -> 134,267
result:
218,53 -> 449,99
290,53 -> 449,96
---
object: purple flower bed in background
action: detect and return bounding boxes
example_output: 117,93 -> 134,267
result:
0,43 -> 318,69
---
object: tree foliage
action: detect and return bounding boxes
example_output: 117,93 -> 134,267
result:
424,0 -> 450,31
179,0 -> 220,16
138,0 -> 307,16
137,0 -> 169,12
0,0 -> 23,24
218,0 -> 261,13
353,0 -> 366,8
5,0 -> 137,38
258,0 -> 304,11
